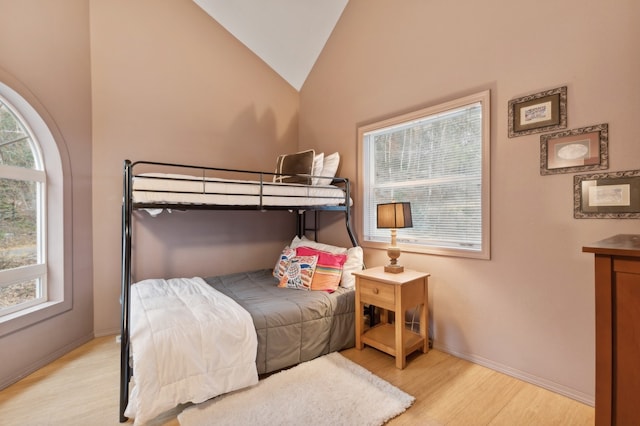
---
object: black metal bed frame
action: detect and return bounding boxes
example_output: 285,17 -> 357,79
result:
119,159 -> 358,422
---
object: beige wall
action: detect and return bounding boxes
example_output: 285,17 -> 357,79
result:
300,0 -> 640,403
90,0 -> 300,335
0,0 -> 93,386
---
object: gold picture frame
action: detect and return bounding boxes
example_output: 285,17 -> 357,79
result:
540,123 -> 608,175
508,86 -> 567,137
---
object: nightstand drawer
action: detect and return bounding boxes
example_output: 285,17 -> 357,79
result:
359,278 -> 394,309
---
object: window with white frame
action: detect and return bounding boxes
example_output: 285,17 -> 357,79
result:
358,90 -> 490,259
0,95 -> 47,316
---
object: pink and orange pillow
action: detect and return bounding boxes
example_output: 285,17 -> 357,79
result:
295,246 -> 347,292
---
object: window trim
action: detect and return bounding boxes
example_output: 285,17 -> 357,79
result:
357,90 -> 491,260
0,74 -> 70,336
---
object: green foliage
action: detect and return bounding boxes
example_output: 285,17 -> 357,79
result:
0,100 -> 38,272
1,101 -> 35,168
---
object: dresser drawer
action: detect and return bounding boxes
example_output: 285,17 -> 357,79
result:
358,278 -> 394,309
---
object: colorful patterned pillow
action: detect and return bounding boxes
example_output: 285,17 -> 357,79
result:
273,247 -> 296,279
296,246 -> 347,292
277,255 -> 318,290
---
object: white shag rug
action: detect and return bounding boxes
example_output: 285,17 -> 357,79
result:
178,352 -> 414,426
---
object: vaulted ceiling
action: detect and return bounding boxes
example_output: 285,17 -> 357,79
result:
193,0 -> 349,91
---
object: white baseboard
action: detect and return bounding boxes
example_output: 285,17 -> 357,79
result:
0,332 -> 94,390
433,342 -> 595,407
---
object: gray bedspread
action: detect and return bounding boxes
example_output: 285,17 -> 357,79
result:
205,269 -> 355,374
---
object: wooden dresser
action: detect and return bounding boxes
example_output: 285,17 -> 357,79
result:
583,234 -> 640,426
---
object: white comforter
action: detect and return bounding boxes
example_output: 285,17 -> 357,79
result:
124,277 -> 258,425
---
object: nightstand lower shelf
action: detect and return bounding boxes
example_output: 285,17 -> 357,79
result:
361,323 -> 425,357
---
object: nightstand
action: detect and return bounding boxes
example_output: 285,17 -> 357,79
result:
353,266 -> 430,369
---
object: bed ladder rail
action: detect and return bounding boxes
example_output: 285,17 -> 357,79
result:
120,160 -> 133,422
297,210 -> 319,241
296,208 -> 358,247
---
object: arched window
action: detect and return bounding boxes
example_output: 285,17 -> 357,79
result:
0,95 -> 46,315
0,78 -> 67,331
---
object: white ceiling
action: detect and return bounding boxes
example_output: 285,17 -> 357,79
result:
193,0 -> 348,91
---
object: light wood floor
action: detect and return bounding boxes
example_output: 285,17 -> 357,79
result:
0,336 -> 594,425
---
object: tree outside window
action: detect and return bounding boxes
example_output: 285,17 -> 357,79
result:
0,97 -> 45,315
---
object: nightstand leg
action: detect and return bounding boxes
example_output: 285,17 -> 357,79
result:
421,278 -> 429,353
419,303 -> 428,353
395,313 -> 405,369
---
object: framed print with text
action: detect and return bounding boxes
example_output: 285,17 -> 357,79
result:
508,86 -> 567,137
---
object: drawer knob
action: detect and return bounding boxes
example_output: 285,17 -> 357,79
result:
373,288 -> 379,294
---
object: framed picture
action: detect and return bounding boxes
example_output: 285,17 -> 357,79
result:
540,123 -> 608,175
574,169 -> 640,218
508,86 -> 567,137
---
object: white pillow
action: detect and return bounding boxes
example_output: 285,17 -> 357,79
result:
341,246 -> 363,289
290,235 -> 346,254
290,236 -> 363,288
311,152 -> 324,186
317,152 -> 340,185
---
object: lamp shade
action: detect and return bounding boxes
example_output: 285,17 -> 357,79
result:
377,202 -> 413,229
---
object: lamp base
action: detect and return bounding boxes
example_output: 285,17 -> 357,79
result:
384,264 -> 404,274
385,244 -> 404,273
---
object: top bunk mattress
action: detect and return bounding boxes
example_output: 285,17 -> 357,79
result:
132,173 -> 348,207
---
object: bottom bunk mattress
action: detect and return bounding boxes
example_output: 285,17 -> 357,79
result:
205,268 -> 355,374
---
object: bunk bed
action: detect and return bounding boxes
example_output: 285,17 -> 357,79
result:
120,158 -> 360,423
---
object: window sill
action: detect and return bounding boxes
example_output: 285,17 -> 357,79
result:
363,239 -> 490,260
0,298 -> 72,338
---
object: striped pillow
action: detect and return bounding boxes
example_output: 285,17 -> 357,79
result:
296,246 -> 347,292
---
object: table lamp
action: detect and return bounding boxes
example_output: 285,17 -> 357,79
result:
377,202 -> 413,273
